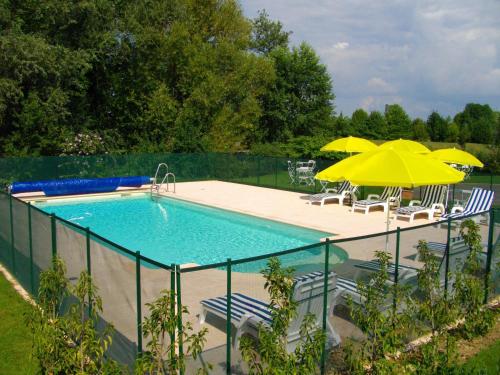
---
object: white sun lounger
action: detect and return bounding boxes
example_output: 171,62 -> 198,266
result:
351,186 -> 402,214
308,181 -> 358,207
200,271 -> 340,352
396,185 -> 447,222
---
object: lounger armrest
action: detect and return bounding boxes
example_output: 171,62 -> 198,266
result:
389,197 -> 401,207
367,194 -> 380,200
451,206 -> 464,214
325,188 -> 338,193
409,200 -> 421,206
431,203 -> 445,215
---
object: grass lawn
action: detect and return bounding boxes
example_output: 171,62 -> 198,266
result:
0,271 -> 37,374
462,339 -> 500,374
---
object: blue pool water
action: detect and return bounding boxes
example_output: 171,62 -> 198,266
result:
36,195 -> 344,268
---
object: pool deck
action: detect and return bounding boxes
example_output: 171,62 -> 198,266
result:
159,180 -> 432,239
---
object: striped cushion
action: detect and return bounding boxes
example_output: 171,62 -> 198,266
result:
293,271 -> 333,283
420,185 -> 447,208
397,205 -> 427,215
380,186 -> 402,201
355,199 -> 385,206
201,292 -> 272,324
442,188 -> 494,219
354,260 -> 417,277
336,276 -> 359,293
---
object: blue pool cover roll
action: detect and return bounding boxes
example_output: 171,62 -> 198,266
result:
11,176 -> 150,196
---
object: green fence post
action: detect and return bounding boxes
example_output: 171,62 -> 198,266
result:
484,208 -> 495,303
50,214 -> 57,258
170,264 -> 176,364
320,239 -> 330,375
275,158 -> 278,188
9,193 -> 15,273
393,227 -> 401,311
176,265 -> 184,375
444,217 -> 452,294
135,251 -> 143,355
86,227 -> 91,316
257,157 -> 261,186
28,203 -> 34,294
226,259 -> 232,375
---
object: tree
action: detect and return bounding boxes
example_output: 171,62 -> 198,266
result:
384,104 -> 411,139
454,103 -> 496,144
351,108 -> 369,137
0,0 -> 276,155
412,118 -> 429,141
258,43 -> 334,142
333,113 -> 353,137
426,111 -> 448,142
365,111 -> 387,139
445,122 -> 460,142
250,10 -> 291,55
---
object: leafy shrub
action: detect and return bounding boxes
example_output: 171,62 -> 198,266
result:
239,257 -> 325,375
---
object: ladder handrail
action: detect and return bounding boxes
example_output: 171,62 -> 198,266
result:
151,163 -> 176,195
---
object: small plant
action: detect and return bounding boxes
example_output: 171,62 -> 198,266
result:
454,219 -> 494,338
344,250 -> 413,374
134,290 -> 210,375
239,257 -> 326,375
26,257 -> 122,374
411,240 -> 459,374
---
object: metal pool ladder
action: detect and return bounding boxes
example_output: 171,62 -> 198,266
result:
151,163 -> 176,196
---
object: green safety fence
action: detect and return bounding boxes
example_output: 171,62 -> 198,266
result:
1,152 -> 498,205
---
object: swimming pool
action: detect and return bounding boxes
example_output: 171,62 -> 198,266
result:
35,194 -> 345,268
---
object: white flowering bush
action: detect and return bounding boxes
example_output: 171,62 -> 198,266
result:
61,131 -> 108,156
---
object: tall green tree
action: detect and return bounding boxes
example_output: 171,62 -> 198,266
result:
250,9 -> 291,55
365,110 -> 387,139
412,118 -> 429,141
384,104 -> 411,139
454,103 -> 496,144
351,108 -> 369,137
426,111 -> 448,141
257,42 -> 334,142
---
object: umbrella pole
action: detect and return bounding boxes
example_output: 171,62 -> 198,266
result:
385,197 -> 390,251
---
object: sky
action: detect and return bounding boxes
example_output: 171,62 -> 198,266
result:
239,0 -> 500,119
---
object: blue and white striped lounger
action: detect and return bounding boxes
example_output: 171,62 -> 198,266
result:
442,188 -> 494,220
308,181 -> 358,207
396,185 -> 447,222
352,186 -> 402,214
200,270 -> 340,352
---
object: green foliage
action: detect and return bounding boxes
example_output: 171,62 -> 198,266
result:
412,118 -> 430,141
384,104 -> 412,139
239,257 -> 325,375
345,251 -> 413,373
426,111 -> 449,142
351,109 -> 369,137
411,240 -> 459,374
454,220 -> 495,338
26,257 -> 122,374
135,289 -> 209,375
257,43 -> 334,143
250,10 -> 291,55
455,103 -> 496,144
365,111 -> 388,139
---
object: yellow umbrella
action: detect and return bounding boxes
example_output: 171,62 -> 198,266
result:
320,136 -> 377,153
315,148 -> 464,188
379,138 -> 431,154
315,148 -> 464,242
427,148 -> 484,168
